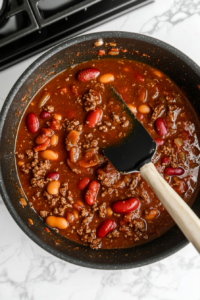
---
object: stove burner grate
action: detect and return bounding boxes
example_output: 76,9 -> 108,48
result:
0,0 -> 154,71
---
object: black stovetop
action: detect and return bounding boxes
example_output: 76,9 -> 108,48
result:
0,0 -> 154,71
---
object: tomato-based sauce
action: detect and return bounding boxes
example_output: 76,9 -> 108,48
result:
15,58 -> 200,249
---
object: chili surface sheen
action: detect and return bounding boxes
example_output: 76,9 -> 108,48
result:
15,58 -> 200,249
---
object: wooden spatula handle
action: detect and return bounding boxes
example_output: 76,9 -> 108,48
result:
140,162 -> 200,253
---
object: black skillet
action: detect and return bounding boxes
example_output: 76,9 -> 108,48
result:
1,32 -> 200,269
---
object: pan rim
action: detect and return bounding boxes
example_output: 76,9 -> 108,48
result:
1,30 -> 199,269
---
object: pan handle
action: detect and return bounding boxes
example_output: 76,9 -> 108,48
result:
140,162 -> 200,254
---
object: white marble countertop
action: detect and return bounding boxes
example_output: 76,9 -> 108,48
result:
1,0 -> 200,299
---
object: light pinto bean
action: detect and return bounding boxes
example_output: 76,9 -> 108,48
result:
54,114 -> 62,121
73,210 -> 79,219
107,207 -> 113,216
153,69 -> 163,78
127,104 -> 137,114
50,134 -> 59,146
144,209 -> 159,220
41,150 -> 58,160
66,212 -> 75,223
18,161 -> 24,166
99,73 -> 114,83
138,104 -> 151,114
47,181 -> 60,195
46,216 -> 69,229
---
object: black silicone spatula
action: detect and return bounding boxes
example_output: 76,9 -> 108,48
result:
101,87 -> 200,253
102,87 -> 156,173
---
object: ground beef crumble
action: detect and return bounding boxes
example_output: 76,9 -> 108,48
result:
59,183 -> 68,196
99,202 -> 106,218
43,105 -> 54,113
25,150 -> 33,159
40,211 -> 48,218
111,112 -> 129,127
107,229 -> 120,238
82,213 -> 94,225
132,219 -> 146,232
160,145 -> 178,168
64,119 -> 83,132
150,103 -> 165,123
17,153 -> 24,159
167,104 -> 180,121
21,163 -> 31,174
81,89 -> 102,111
30,159 -> 50,188
81,208 -> 89,217
97,162 -> 120,187
43,191 -> 52,201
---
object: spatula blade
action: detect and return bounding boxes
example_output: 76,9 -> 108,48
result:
101,87 -> 157,173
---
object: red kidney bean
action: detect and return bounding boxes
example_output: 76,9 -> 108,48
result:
161,156 -> 171,165
154,138 -> 164,147
155,118 -> 168,136
41,128 -> 53,137
26,113 -> 39,133
77,68 -> 100,82
46,172 -> 59,181
78,177 -> 90,190
49,119 -> 61,131
85,108 -> 102,128
33,138 -> 50,152
85,180 -> 99,205
164,167 -> 185,176
112,198 -> 139,214
35,134 -> 49,144
135,73 -> 145,82
40,111 -> 51,119
97,220 -> 117,238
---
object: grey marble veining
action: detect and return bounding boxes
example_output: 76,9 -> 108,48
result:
140,0 -> 200,35
1,0 -> 200,299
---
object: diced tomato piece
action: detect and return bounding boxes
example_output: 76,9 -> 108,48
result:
66,131 -> 79,151
33,139 -> 50,152
49,119 -> 61,131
